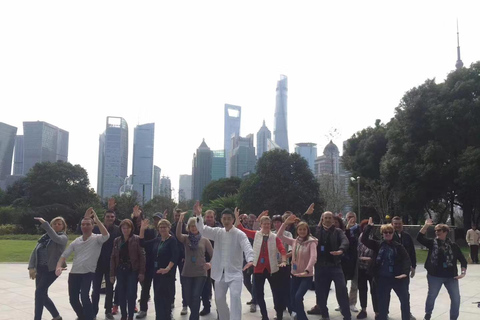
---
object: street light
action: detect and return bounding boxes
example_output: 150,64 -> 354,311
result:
350,176 -> 361,222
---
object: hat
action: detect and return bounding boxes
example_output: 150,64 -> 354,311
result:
153,212 -> 163,220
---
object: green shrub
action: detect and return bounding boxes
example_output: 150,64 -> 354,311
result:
0,206 -> 18,224
0,224 -> 24,235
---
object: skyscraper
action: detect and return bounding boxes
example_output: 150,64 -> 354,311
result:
22,121 -> 69,174
13,135 -> 24,175
153,166 -> 161,197
230,134 -> 256,178
159,176 -> 172,199
192,139 -> 213,200
224,104 -> 241,177
274,75 -> 289,151
295,142 -> 317,173
179,174 -> 192,202
132,123 -> 155,203
97,117 -> 128,199
0,122 -> 17,181
256,120 -> 271,159
211,150 -> 226,181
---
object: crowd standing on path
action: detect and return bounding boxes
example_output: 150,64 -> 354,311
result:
27,200 -> 472,320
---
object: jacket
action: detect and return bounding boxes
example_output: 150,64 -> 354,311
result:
28,222 -> 68,272
393,230 -> 417,269
110,234 -> 146,277
314,224 -> 350,267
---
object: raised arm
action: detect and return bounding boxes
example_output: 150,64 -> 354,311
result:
194,201 -> 219,240
417,218 -> 434,248
277,215 -> 296,246
176,212 -> 188,244
361,218 -> 379,251
34,218 -> 68,246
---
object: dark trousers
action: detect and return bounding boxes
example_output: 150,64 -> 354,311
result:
154,274 -> 175,320
184,276 -> 207,320
254,269 -> 284,319
243,265 -> 257,303
315,265 -> 351,320
92,269 -> 114,316
470,245 -> 479,263
68,272 -> 95,320
201,271 -> 212,310
117,269 -> 139,318
357,269 -> 378,312
279,265 -> 292,313
34,270 -> 60,320
376,276 -> 410,320
139,271 -> 154,312
174,259 -> 187,307
290,276 -> 312,320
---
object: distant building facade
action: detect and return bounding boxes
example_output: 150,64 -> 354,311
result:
192,140 -> 213,201
230,134 -> 256,178
13,135 -> 24,175
256,120 -> 271,159
159,176 -> 172,199
274,75 -> 289,151
132,123 -> 155,203
224,104 -> 241,177
153,166 -> 161,197
295,143 -> 317,173
0,122 -> 17,182
179,174 -> 192,202
211,150 -> 226,181
97,117 -> 128,199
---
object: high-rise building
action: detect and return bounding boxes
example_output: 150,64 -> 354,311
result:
211,150 -> 226,181
0,123 -> 17,181
230,134 -> 256,178
22,121 -> 69,174
256,120 -> 271,160
97,117 -> 128,199
224,104 -> 241,177
274,75 -> 289,151
295,142 -> 317,173
179,174 -> 192,202
267,138 -> 281,152
13,135 -> 24,175
192,139 -> 213,200
153,166 -> 161,197
132,123 -> 155,203
159,176 -> 172,199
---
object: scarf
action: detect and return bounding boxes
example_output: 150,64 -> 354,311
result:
431,238 -> 454,268
376,241 -> 396,268
188,232 -> 202,250
37,233 -> 51,247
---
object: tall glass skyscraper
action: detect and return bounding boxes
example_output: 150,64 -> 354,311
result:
13,135 -> 24,175
224,104 -> 241,178
274,75 -> 289,151
132,123 -> 155,203
22,121 -> 69,174
295,143 -> 317,173
97,117 -> 128,199
159,176 -> 172,199
230,134 -> 256,178
153,165 -> 161,197
192,139 -> 213,200
179,174 -> 192,202
211,150 -> 226,181
0,122 -> 17,181
256,120 -> 271,159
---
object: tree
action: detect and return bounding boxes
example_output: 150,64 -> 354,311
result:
204,194 -> 238,221
237,149 -> 320,216
201,177 -> 242,204
143,195 -> 177,219
318,174 -> 350,214
111,191 -> 140,220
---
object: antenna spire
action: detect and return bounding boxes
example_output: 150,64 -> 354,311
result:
455,19 -> 464,70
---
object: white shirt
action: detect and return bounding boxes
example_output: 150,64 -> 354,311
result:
196,216 -> 253,282
61,233 -> 109,274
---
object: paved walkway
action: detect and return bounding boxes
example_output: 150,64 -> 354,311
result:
0,264 -> 479,320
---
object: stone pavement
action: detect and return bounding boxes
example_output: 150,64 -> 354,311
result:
0,264 -> 479,320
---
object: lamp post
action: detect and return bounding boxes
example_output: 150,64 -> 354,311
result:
350,176 -> 361,222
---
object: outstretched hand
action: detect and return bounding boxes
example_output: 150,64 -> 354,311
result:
108,198 -> 116,211
193,201 -> 203,217
141,219 -> 150,230
285,214 -> 297,225
368,217 -> 374,226
256,210 -> 269,222
34,217 -> 46,224
234,207 -> 240,226
425,218 -> 433,227
243,261 -> 253,271
179,212 -> 187,222
395,274 -> 408,279
132,205 -> 141,218
305,203 -> 315,215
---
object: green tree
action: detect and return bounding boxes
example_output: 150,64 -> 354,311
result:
237,149 -> 320,217
143,195 -> 177,219
204,194 -> 238,221
111,191 -> 140,220
201,177 -> 242,204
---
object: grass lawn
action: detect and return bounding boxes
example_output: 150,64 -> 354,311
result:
0,239 -> 75,263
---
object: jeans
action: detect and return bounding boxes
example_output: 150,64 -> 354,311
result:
215,273 -> 243,320
254,269 -> 284,319
290,276 -> 312,320
183,276 -> 207,320
116,268 -> 139,318
175,259 -> 187,307
201,271 -> 212,310
470,245 -> 479,263
92,269 -> 114,316
376,276 -> 410,320
315,265 -> 351,320
34,270 -> 60,320
357,269 -> 377,312
425,274 -> 460,320
68,272 -> 95,320
139,271 -> 154,312
154,273 -> 175,320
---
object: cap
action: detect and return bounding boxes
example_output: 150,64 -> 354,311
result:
153,212 -> 163,220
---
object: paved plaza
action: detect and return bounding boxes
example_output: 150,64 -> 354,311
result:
0,264 -> 479,320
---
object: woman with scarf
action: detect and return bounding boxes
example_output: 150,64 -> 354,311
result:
176,211 -> 213,320
28,216 -> 68,320
361,217 -> 411,320
110,219 -> 146,320
277,214 -> 318,320
417,219 -> 467,320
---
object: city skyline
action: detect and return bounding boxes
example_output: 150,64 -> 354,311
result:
2,2 -> 479,200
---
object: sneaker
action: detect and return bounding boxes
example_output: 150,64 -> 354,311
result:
357,310 -> 367,319
307,305 -> 321,315
112,305 -> 119,315
246,299 -> 254,305
199,308 -> 210,316
334,306 -> 341,311
350,305 -> 359,312
290,312 -> 297,320
136,311 -> 147,319
423,314 -> 431,320
250,304 -> 257,313
52,317 -> 63,320
410,314 -> 416,320
181,306 -> 188,315
106,314 -> 114,320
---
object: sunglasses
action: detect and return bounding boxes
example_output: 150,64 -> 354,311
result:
383,231 -> 393,235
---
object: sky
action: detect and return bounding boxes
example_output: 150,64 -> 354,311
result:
2,1 -> 480,201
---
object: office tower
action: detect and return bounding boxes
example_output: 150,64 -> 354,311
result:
97,117 -> 128,199
192,139 -> 213,200
13,135 -> 24,175
179,174 -> 192,202
295,142 -> 317,173
256,120 -> 271,159
274,75 -> 289,151
22,121 -> 69,174
132,123 -> 155,203
211,150 -> 226,181
159,176 -> 172,199
224,104 -> 241,177
153,166 -> 161,196
267,138 -> 281,152
230,134 -> 256,178
0,123 -> 17,182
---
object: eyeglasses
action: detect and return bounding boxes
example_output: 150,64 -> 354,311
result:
383,231 -> 393,235
435,229 -> 444,233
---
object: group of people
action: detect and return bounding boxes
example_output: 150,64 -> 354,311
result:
28,201 -> 470,320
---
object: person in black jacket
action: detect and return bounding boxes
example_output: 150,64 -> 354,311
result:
417,219 -> 467,320
361,218 -> 411,320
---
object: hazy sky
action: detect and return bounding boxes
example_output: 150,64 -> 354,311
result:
2,1 -> 479,200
